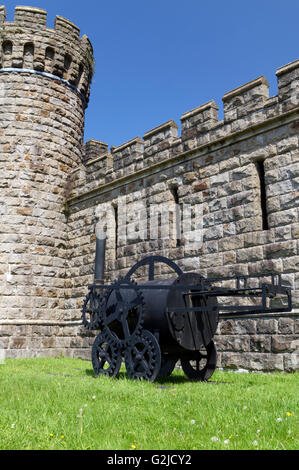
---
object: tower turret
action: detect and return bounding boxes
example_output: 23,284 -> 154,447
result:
0,5 -> 94,352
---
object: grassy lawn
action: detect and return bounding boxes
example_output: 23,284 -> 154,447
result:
0,356 -> 298,450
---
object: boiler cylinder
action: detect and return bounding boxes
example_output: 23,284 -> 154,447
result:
140,273 -> 219,355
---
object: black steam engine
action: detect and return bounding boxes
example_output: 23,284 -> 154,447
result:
82,236 -> 292,382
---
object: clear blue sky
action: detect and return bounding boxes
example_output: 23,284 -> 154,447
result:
3,0 -> 299,147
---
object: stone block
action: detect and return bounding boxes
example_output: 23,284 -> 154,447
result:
219,235 -> 244,252
236,246 -> 263,263
256,319 -> 278,334
250,335 -> 271,352
263,241 -> 297,259
271,336 -> 299,353
277,318 -> 294,335
216,335 -> 250,352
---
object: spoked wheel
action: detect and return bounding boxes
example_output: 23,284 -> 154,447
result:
125,255 -> 183,281
124,330 -> 161,382
180,341 -> 217,381
157,356 -> 177,378
91,332 -> 122,378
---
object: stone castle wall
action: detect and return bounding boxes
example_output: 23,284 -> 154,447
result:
67,65 -> 299,371
0,5 -> 298,370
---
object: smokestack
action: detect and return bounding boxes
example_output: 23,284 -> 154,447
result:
94,227 -> 106,284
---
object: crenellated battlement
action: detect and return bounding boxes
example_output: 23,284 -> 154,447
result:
0,5 -> 94,102
70,58 -> 299,200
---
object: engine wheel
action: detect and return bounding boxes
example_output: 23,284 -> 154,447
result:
181,341 -> 217,381
157,356 -> 177,378
91,331 -> 122,378
124,330 -> 161,382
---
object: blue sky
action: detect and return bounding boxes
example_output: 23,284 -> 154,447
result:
2,0 -> 299,147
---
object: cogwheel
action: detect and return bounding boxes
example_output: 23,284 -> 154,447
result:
101,277 -> 145,348
91,331 -> 122,378
124,329 -> 161,382
81,288 -> 103,330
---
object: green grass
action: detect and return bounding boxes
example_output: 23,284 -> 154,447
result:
0,357 -> 298,450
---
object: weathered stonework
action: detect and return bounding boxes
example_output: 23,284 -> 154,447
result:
0,5 -> 298,370
0,5 -> 94,358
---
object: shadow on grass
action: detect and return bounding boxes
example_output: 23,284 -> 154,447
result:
85,368 -> 96,377
154,377 -> 231,386
84,368 -> 231,385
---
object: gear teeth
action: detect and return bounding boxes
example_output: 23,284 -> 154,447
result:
81,289 -> 103,330
101,277 -> 146,348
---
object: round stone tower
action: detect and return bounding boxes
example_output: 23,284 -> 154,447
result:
0,5 -> 94,356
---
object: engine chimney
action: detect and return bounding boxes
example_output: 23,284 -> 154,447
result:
94,227 -> 106,284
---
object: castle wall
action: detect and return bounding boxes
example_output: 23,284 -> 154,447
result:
67,63 -> 299,371
0,5 -> 298,371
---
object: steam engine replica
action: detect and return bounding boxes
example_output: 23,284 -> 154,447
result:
82,236 -> 292,382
